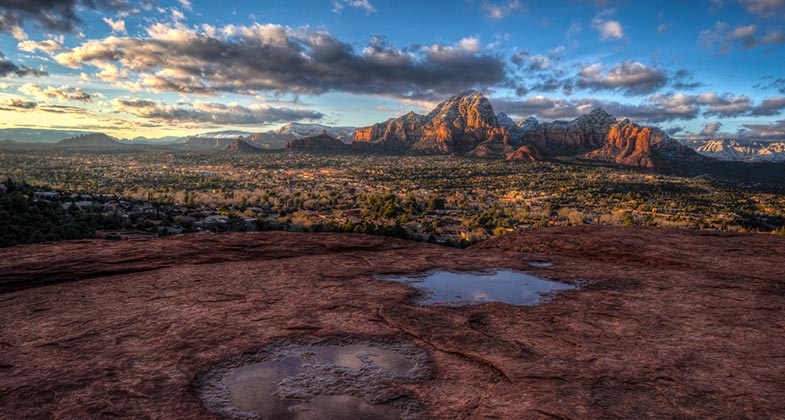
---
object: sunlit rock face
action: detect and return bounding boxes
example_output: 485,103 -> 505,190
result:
520,109 -> 617,154
295,90 -> 707,168
353,90 -> 510,155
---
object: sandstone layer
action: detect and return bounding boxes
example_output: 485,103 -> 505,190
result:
1,227 -> 784,419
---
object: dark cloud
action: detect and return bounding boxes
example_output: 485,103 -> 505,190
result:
738,0 -> 785,18
55,23 -> 508,101
0,96 -> 37,110
751,96 -> 785,116
671,69 -> 703,91
112,97 -> 324,125
697,92 -> 753,117
576,61 -> 667,95
700,121 -> 723,136
699,22 -> 785,53
19,83 -> 99,102
0,0 -> 142,33
665,126 -> 685,136
0,52 -> 47,78
491,94 -> 699,123
741,120 -> 785,139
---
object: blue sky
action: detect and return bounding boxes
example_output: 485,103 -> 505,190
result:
1,0 -> 784,139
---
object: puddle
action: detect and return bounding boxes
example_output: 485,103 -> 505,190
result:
379,270 -> 575,306
528,261 -> 554,268
196,338 -> 427,420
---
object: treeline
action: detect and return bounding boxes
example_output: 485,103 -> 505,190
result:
0,178 -> 122,247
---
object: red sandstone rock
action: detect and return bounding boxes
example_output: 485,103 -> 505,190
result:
3,227 -> 783,419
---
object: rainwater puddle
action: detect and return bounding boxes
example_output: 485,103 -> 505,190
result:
379,270 -> 574,306
197,339 -> 427,420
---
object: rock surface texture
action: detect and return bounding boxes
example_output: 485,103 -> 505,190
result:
1,227 -> 784,419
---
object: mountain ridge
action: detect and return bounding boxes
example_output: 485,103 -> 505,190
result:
289,90 -> 704,168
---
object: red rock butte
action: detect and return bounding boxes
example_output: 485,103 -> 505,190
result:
1,226 -> 784,419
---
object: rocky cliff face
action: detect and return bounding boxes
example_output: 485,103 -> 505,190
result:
286,132 -> 349,153
352,90 -> 511,155
291,90 -> 706,168
518,109 -> 617,154
586,119 -> 703,168
226,138 -> 264,153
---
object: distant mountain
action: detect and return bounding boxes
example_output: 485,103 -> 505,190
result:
189,130 -> 253,139
286,132 -> 349,153
289,90 -> 703,169
183,137 -> 236,150
56,133 -> 124,148
121,136 -> 183,144
182,124 -> 356,150
0,128 -> 97,143
226,138 -> 265,153
681,139 -> 785,162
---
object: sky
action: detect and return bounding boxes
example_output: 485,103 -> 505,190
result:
1,0 -> 785,140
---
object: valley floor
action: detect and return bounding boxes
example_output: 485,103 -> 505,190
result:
1,226 -> 784,419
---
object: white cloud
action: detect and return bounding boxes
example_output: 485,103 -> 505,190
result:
11,26 -> 27,41
332,0 -> 376,14
458,37 -> 481,53
481,0 -> 524,19
177,0 -> 193,11
102,17 -> 126,34
18,39 -> 64,53
592,10 -> 624,41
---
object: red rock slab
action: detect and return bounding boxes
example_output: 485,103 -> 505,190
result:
0,227 -> 784,419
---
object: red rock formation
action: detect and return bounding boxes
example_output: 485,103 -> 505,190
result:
353,90 -> 508,155
226,138 -> 264,153
588,121 -> 656,168
2,228 -> 785,418
506,145 -> 542,162
286,133 -> 349,153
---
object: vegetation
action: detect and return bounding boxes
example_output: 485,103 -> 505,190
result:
0,178 -> 122,247
1,148 -> 784,248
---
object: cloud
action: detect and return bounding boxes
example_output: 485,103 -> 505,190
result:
481,0 -> 524,19
18,83 -> 101,103
0,52 -> 47,78
699,21 -> 785,52
751,96 -> 785,116
458,37 -> 481,53
103,17 -> 127,34
112,98 -> 324,124
700,121 -> 722,136
0,96 -> 37,111
332,0 -> 376,14
53,23 -> 508,101
576,61 -> 667,95
697,92 -> 753,117
738,0 -> 785,18
491,94 -> 700,123
0,0 -> 141,33
492,90 -> 777,123
511,51 -> 555,72
741,120 -> 785,139
592,9 -> 624,41
17,39 -> 64,53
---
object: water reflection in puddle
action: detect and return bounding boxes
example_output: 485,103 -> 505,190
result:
380,270 -> 574,306
197,340 -> 426,420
